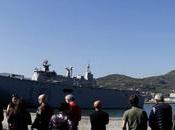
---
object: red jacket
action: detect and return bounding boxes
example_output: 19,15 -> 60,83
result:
69,101 -> 81,125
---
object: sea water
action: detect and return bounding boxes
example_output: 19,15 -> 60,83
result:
82,103 -> 175,117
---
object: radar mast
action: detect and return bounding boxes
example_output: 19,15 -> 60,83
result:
43,60 -> 51,72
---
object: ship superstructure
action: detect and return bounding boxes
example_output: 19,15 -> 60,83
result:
31,60 -> 96,87
0,61 -> 144,109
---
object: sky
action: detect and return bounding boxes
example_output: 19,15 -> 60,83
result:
0,0 -> 175,78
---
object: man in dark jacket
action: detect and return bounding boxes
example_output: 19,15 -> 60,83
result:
32,94 -> 53,130
90,100 -> 109,130
149,93 -> 172,130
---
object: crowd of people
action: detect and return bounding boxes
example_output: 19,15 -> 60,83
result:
0,93 -> 175,130
0,93 -> 107,130
4,94 -> 82,130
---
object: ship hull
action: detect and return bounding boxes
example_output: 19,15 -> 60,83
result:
0,76 -> 144,109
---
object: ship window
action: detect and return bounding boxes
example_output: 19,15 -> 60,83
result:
63,89 -> 73,93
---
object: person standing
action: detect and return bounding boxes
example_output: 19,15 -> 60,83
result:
6,94 -> 20,130
32,94 -> 53,130
149,93 -> 172,130
65,94 -> 81,130
122,95 -> 148,130
7,99 -> 32,130
49,102 -> 72,130
90,100 -> 109,130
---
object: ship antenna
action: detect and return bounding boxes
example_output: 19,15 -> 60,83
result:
65,67 -> 70,78
87,64 -> 91,73
43,60 -> 50,72
70,66 -> 73,77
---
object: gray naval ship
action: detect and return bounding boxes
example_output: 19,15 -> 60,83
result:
0,60 -> 144,109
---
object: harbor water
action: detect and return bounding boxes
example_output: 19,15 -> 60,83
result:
82,103 -> 175,117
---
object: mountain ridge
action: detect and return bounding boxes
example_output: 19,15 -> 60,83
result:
96,70 -> 175,94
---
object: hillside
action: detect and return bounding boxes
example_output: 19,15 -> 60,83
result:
96,71 -> 175,94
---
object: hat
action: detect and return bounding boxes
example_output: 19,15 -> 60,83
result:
154,93 -> 164,101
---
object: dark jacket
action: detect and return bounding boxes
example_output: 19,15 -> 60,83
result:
90,110 -> 109,130
32,104 -> 53,130
149,103 -> 172,130
8,110 -> 31,130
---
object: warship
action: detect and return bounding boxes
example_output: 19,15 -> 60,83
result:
0,61 -> 144,109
